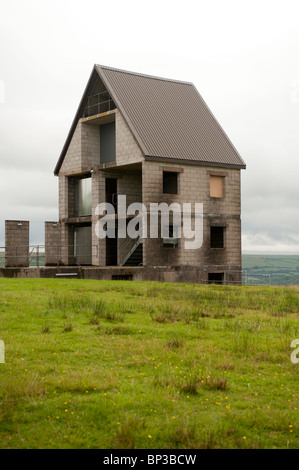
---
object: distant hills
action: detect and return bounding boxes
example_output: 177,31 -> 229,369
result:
242,254 -> 299,286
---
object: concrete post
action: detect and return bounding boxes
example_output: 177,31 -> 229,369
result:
5,220 -> 29,267
45,221 -> 61,266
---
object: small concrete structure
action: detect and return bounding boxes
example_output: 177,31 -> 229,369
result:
44,221 -> 61,266
0,264 -> 242,284
5,220 -> 29,267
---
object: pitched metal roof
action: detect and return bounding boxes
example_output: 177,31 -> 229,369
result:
54,65 -> 245,175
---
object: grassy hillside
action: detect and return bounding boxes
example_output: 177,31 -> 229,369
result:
242,255 -> 299,286
0,278 -> 298,449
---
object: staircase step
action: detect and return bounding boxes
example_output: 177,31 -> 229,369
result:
124,244 -> 143,267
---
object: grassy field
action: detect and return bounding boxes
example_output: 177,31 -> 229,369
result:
0,278 -> 298,449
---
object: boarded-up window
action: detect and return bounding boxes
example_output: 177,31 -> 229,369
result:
210,175 -> 224,198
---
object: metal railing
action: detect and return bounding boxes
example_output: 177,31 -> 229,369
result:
243,272 -> 271,286
200,269 -> 272,286
1,239 -> 144,268
0,246 -> 272,286
83,91 -> 116,118
0,244 -> 98,267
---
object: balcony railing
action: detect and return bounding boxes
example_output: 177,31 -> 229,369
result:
83,91 -> 116,118
0,244 -> 98,267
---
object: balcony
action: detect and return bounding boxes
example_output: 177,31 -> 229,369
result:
83,91 -> 116,118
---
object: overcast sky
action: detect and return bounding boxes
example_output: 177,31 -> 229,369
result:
0,0 -> 299,254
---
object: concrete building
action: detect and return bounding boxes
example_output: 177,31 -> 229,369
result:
50,65 -> 246,284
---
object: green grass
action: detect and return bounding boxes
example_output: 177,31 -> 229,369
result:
0,278 -> 298,449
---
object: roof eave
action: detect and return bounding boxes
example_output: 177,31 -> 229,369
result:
143,155 -> 246,170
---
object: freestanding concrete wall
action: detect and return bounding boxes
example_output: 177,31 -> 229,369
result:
45,221 -> 61,266
5,220 -> 29,267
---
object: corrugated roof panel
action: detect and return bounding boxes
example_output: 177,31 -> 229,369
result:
55,65 -> 246,175
97,65 -> 245,168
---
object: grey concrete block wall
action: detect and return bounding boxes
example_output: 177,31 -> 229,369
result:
5,220 -> 29,267
59,120 -> 100,175
56,100 -> 242,278
67,177 -> 76,218
142,161 -> 241,214
115,110 -> 143,165
60,121 -> 82,174
58,175 -> 68,220
59,223 -> 75,266
117,171 -> 142,210
81,122 -> 100,168
91,170 -> 106,266
45,222 -> 61,266
58,108 -> 144,175
142,161 -> 242,270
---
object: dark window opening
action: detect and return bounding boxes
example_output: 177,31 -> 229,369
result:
100,122 -> 116,164
105,178 -> 117,214
210,226 -> 225,249
208,273 -> 224,284
111,274 -> 133,281
163,171 -> 178,194
106,236 -> 117,266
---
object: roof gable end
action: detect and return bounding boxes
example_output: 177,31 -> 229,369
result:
54,65 -> 246,175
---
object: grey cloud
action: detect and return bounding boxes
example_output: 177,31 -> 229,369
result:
1,0 -> 299,253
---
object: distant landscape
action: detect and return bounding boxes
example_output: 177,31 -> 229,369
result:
242,255 -> 299,286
